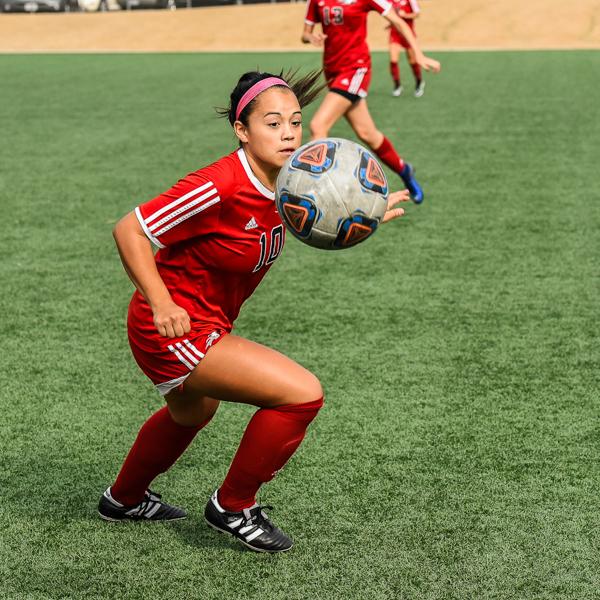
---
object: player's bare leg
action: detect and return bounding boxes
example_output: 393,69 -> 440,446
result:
346,99 -> 424,203
310,91 -> 353,140
183,334 -> 323,553
389,42 -> 403,96
344,99 -> 384,149
180,334 -> 321,407
164,391 -> 220,427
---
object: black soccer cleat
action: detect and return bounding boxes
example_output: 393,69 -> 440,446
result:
98,487 -> 187,522
204,490 -> 293,553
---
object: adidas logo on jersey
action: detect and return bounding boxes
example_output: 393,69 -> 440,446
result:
245,217 -> 258,230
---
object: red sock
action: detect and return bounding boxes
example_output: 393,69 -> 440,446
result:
374,136 -> 405,173
390,61 -> 400,87
410,62 -> 422,84
111,406 -> 211,506
218,398 -> 324,512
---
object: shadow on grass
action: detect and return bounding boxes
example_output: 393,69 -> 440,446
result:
171,517 -> 249,553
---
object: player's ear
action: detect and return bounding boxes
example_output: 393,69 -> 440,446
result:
233,121 -> 249,144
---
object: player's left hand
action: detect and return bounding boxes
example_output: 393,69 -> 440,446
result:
382,190 -> 410,223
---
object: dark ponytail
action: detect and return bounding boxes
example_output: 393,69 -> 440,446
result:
216,68 -> 325,126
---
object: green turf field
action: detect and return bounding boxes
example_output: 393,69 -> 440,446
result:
1,50 -> 599,599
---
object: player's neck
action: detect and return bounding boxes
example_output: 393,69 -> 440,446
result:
243,150 -> 277,192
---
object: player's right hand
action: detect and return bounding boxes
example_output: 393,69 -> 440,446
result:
153,301 -> 191,338
304,32 -> 327,47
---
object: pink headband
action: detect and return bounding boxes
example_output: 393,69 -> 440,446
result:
235,77 -> 290,121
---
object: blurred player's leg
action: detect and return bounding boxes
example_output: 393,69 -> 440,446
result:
345,100 -> 423,203
310,91 -> 353,140
407,48 -> 425,97
389,42 -> 403,96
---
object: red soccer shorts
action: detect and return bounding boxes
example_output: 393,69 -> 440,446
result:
127,302 -> 227,395
389,23 -> 416,49
325,65 -> 372,99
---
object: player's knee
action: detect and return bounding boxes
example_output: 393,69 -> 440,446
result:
303,372 -> 323,403
299,372 -> 324,405
355,126 -> 378,147
282,371 -> 323,406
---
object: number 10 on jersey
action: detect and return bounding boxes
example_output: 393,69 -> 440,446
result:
253,224 -> 284,272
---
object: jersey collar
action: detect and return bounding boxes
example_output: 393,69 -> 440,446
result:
237,148 -> 275,200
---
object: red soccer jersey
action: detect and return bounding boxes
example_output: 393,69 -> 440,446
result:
392,0 -> 419,24
392,0 -> 419,16
132,148 -> 285,333
305,0 -> 392,73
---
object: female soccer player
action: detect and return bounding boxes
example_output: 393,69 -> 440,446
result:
98,70 -> 410,553
388,0 -> 424,97
302,0 -> 440,203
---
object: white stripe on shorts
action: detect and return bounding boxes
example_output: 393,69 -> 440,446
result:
183,338 -> 205,359
175,342 -> 200,366
168,344 -> 195,370
349,68 -> 368,95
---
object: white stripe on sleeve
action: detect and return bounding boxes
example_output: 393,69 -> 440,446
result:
147,187 -> 219,233
144,181 -> 214,225
304,0 -> 316,23
152,196 -> 220,238
135,206 -> 165,249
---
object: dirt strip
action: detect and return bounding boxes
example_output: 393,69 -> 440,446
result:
0,0 -> 599,52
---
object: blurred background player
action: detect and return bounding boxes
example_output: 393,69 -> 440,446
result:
98,70 -> 409,553
302,0 -> 440,203
388,0 -> 424,97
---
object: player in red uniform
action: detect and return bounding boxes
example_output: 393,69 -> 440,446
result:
302,0 -> 440,203
97,70 -> 410,553
388,0 -> 424,97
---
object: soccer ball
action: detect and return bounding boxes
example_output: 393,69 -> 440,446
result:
275,138 -> 389,250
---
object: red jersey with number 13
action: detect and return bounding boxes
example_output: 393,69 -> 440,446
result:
305,0 -> 392,73
131,148 -> 285,334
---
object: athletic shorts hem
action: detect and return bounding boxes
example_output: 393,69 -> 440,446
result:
156,374 -> 191,396
325,66 -> 371,99
128,327 -> 228,394
330,88 -> 364,103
